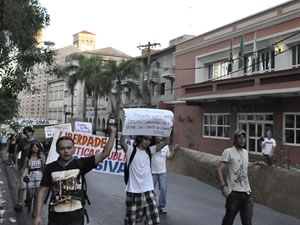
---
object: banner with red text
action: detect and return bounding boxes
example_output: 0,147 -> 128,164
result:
46,130 -> 126,175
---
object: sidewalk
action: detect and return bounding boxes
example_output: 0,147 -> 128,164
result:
0,152 -> 37,225
0,152 -> 18,224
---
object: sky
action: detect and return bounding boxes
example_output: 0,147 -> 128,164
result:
39,0 -> 289,57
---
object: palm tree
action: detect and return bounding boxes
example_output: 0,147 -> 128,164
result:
54,54 -> 87,119
103,59 -> 141,123
56,53 -> 103,127
83,56 -> 110,132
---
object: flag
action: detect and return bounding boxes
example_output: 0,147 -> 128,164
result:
252,31 -> 258,58
247,57 -> 252,73
238,35 -> 244,69
227,39 -> 233,75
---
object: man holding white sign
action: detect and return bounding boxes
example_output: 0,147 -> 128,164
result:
120,108 -> 173,225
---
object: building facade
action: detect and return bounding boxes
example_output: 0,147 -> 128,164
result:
73,30 -> 96,51
172,1 -> 300,165
18,31 -> 133,129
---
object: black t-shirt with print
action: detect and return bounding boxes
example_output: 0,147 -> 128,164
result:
41,156 -> 96,223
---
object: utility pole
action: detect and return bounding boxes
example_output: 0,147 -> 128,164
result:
137,41 -> 160,106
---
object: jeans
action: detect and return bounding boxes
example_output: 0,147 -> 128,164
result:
152,172 -> 167,209
263,154 -> 272,166
222,191 -> 253,225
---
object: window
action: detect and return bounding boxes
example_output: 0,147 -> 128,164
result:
237,113 -> 273,153
292,44 -> 300,67
245,54 -> 257,74
284,113 -> 300,145
203,114 -> 230,138
244,50 -> 275,74
208,62 -> 231,80
257,50 -> 275,72
160,83 -> 165,95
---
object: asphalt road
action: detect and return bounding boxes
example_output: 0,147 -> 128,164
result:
82,172 -> 300,225
4,161 -> 300,225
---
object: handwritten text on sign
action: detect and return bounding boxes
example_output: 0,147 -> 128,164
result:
44,123 -> 72,138
122,108 -> 174,137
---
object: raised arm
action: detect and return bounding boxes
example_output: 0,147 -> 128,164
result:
167,144 -> 179,160
94,124 -> 117,164
155,137 -> 169,151
120,135 -> 128,153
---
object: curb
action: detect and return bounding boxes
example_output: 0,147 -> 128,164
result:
0,153 -> 18,224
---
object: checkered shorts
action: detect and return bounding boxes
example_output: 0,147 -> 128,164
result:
124,190 -> 160,225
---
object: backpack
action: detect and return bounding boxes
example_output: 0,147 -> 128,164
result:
124,145 -> 152,185
74,159 -> 91,223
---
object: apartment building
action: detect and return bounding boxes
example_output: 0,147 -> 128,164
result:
135,35 -> 194,109
172,1 -> 300,165
18,31 -> 132,129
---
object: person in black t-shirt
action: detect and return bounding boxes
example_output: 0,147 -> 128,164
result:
34,123 -> 116,225
14,126 -> 44,212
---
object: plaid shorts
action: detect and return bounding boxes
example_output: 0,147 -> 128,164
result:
125,190 -> 160,225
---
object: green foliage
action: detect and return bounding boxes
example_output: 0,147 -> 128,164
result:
0,94 -> 19,122
58,54 -> 142,130
0,0 -> 56,95
0,0 -> 56,121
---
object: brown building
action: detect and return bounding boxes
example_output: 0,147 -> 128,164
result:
172,1 -> 300,166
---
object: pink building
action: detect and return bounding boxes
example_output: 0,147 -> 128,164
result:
172,1 -> 300,166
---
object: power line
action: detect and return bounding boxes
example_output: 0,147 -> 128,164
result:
150,31 -> 300,74
137,41 -> 161,106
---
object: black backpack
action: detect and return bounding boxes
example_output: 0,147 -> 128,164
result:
75,159 -> 91,223
124,145 -> 152,185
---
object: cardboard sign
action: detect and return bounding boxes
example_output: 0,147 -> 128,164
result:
122,108 -> 174,137
44,123 -> 72,138
74,121 -> 92,135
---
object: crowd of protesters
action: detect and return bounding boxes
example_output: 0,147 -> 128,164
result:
0,127 -> 51,218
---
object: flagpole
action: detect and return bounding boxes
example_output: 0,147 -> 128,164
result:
227,38 -> 233,77
238,35 -> 244,70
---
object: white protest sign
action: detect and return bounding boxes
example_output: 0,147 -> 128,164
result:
44,123 -> 72,138
46,130 -> 125,176
74,121 -> 92,135
122,108 -> 174,137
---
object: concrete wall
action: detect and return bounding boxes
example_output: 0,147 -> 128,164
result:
167,147 -> 300,219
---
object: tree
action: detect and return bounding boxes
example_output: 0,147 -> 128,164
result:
57,53 -> 108,131
0,94 -> 19,122
104,59 -> 141,123
0,0 -> 56,120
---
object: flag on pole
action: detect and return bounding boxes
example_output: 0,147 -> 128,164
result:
238,35 -> 244,69
227,39 -> 233,75
252,31 -> 258,58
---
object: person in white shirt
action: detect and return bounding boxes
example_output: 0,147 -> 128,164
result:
120,135 -> 167,225
261,130 -> 276,166
150,136 -> 179,214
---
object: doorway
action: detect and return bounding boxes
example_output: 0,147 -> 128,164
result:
237,113 -> 274,154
